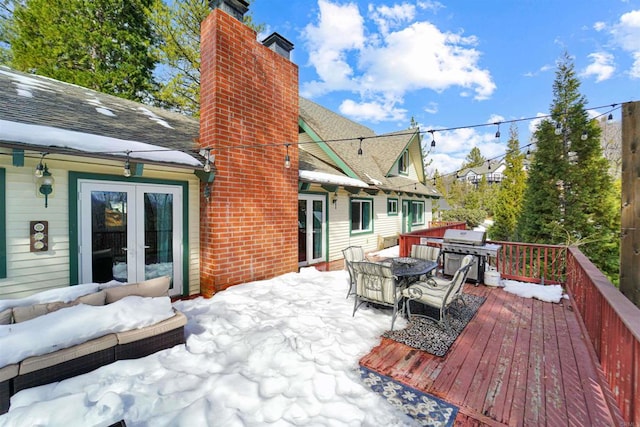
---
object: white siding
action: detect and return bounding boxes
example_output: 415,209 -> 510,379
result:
0,152 -> 200,299
315,185 -> 432,262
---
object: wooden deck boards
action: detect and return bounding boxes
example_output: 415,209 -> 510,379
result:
359,284 -> 621,426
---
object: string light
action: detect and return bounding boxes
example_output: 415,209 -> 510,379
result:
34,152 -> 47,178
581,130 -> 588,141
284,144 -> 291,168
123,152 -> 131,177
7,101 -> 624,185
203,148 -> 212,172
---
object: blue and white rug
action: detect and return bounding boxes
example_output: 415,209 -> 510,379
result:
359,366 -> 458,426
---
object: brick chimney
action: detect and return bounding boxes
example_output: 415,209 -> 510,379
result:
199,3 -> 299,295
262,32 -> 294,61
208,0 -> 248,21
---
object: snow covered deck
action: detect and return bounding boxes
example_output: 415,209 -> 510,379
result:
360,283 -> 624,426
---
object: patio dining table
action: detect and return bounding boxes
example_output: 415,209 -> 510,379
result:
381,257 -> 438,287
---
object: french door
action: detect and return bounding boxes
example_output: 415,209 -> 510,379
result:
298,194 -> 326,266
78,181 -> 183,296
402,200 -> 412,234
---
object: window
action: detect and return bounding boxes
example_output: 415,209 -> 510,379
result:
398,150 -> 409,174
351,198 -> 373,234
0,168 -> 4,278
387,198 -> 398,215
411,200 -> 425,225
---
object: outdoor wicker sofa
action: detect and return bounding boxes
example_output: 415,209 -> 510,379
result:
0,276 -> 186,414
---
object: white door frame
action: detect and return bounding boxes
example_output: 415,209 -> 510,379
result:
298,194 -> 327,266
78,180 -> 183,295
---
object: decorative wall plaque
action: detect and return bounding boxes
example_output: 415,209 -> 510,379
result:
30,221 -> 48,252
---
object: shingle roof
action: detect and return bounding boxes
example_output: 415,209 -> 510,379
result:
0,66 -> 200,167
299,97 -> 439,197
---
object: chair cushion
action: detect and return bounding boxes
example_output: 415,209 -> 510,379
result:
402,282 -> 448,306
0,364 -> 18,382
115,311 -> 186,345
12,291 -> 107,323
18,334 -> 117,374
0,309 -> 11,325
104,276 -> 170,304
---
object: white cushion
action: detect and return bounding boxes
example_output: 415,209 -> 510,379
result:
104,276 -> 170,304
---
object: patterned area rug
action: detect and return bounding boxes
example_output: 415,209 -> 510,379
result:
359,365 -> 458,426
383,293 -> 486,357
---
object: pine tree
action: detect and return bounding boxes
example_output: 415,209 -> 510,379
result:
9,0 -> 159,102
152,0 -> 262,116
461,146 -> 486,169
491,125 -> 526,241
517,53 -> 620,281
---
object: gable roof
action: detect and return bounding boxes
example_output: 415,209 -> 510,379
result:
0,67 -> 201,168
298,97 -> 439,198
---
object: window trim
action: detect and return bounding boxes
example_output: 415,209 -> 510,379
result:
0,168 -> 5,278
387,198 -> 398,216
398,150 -> 409,175
411,200 -> 425,226
350,197 -> 374,235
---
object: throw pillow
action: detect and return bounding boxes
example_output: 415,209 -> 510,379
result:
12,291 -> 107,323
104,276 -> 171,304
0,308 -> 12,325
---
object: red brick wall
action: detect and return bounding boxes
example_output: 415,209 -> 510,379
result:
199,10 -> 299,296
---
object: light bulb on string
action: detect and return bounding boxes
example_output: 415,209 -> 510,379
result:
203,148 -> 212,172
555,122 -> 562,135
284,144 -> 291,168
123,152 -> 132,177
430,131 -> 436,148
495,123 -> 501,138
357,137 -> 363,156
581,130 -> 588,141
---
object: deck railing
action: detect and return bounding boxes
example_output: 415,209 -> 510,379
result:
398,221 -> 466,256
398,223 -> 638,423
494,241 -> 566,284
565,247 -> 639,425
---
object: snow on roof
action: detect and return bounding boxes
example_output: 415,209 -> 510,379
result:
299,170 -> 370,188
0,119 -> 202,167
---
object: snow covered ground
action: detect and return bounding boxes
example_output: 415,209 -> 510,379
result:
0,262 -> 565,426
1,268 -> 417,427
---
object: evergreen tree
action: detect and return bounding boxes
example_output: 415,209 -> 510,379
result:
517,53 -> 620,281
491,125 -> 526,241
0,0 -> 13,64
461,146 -> 486,169
9,0 -> 159,102
152,0 -> 262,116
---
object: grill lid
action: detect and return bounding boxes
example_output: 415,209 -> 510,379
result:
443,229 -> 486,246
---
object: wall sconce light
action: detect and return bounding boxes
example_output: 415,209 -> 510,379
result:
37,164 -> 54,208
332,192 -> 338,208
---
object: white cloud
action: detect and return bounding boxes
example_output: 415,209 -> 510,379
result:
523,64 -> 553,77
488,114 -> 505,124
593,21 -> 606,31
610,9 -> 640,78
301,0 -> 366,96
368,3 -> 416,35
417,1 -> 444,13
529,113 -> 547,135
424,102 -> 438,114
301,0 -> 495,123
425,124 -> 507,173
581,52 -> 616,82
339,98 -> 407,122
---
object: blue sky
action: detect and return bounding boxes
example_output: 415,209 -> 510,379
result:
249,0 -> 640,173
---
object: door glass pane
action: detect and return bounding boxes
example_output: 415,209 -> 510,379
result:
144,193 -> 174,281
312,200 -> 322,259
91,191 -> 127,282
298,200 -> 307,263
